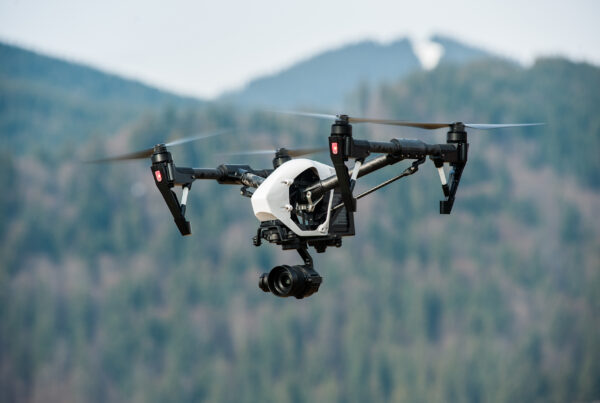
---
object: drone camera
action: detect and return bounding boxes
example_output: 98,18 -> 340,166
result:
259,264 -> 322,299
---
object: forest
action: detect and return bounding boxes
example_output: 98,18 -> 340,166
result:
0,48 -> 599,402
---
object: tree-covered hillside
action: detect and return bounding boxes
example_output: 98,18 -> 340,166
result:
0,42 -> 202,152
0,55 -> 599,403
354,57 -> 600,188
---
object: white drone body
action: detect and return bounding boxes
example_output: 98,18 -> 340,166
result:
251,158 -> 335,237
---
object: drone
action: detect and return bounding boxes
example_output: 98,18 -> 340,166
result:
92,112 -> 541,299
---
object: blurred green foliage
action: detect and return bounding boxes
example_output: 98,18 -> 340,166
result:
0,53 -> 599,403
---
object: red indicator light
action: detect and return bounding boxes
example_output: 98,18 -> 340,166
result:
331,142 -> 338,155
154,170 -> 163,182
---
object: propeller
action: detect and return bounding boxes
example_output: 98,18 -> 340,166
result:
223,146 -> 327,158
86,130 -> 228,163
277,110 -> 544,130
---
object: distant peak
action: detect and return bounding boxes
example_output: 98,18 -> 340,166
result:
411,37 -> 444,70
429,34 -> 494,65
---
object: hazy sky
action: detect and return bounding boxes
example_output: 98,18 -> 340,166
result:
1,0 -> 599,98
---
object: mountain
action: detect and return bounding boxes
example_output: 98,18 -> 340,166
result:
219,38 -> 421,110
432,34 -> 494,65
1,51 -> 599,403
0,42 -> 202,152
220,35 -> 508,110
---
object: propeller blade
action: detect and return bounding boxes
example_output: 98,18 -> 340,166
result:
287,147 -> 328,157
275,110 -> 338,120
85,129 -> 227,163
85,147 -> 154,163
273,110 -> 544,131
274,110 -> 450,129
347,117 -> 450,129
164,129 -> 229,146
464,123 -> 545,130
222,149 -> 277,156
223,147 -> 327,158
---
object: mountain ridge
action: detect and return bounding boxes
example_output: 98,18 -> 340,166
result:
218,37 -> 420,110
218,34 -> 503,109
0,41 -> 203,152
0,41 -> 202,104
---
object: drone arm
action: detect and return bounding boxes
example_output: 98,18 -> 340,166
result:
152,157 -> 268,236
355,139 -> 458,161
174,165 -> 268,187
306,139 -> 459,201
189,167 -> 223,181
306,153 -> 402,200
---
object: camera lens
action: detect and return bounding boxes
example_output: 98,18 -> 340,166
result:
276,271 -> 293,293
267,265 -> 298,297
264,264 -> 322,299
